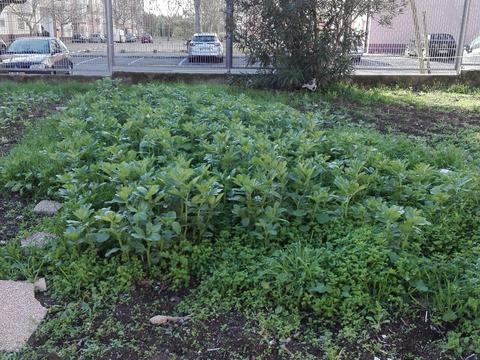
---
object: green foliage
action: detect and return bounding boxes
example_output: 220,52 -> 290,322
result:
1,80 -> 480,355
234,0 -> 405,88
0,92 -> 60,130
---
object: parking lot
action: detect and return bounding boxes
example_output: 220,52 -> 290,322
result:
2,39 -> 477,76
64,40 -> 472,75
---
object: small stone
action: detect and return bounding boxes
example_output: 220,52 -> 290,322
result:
149,315 -> 190,325
21,232 -> 55,248
439,168 -> 452,175
55,106 -> 67,111
33,278 -> 47,293
33,200 -> 63,216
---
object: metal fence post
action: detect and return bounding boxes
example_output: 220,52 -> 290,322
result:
104,0 -> 115,76
225,0 -> 234,72
455,0 -> 472,73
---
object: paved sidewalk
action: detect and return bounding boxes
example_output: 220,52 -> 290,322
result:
0,281 -> 47,352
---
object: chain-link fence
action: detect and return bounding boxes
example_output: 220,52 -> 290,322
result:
0,0 -> 478,76
0,0 -> 108,75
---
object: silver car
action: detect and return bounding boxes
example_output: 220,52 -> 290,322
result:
0,37 -> 73,74
188,33 -> 224,63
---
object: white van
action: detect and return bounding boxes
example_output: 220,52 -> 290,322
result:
113,29 -> 126,43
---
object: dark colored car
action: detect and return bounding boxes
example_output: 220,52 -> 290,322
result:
0,37 -> 73,74
126,33 -> 137,43
140,34 -> 153,44
428,33 -> 456,60
88,33 -> 106,43
72,33 -> 88,43
0,38 -> 6,55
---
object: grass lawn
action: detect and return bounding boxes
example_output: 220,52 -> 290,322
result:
1,80 -> 480,360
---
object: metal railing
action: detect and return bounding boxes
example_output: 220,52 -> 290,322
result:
0,0 -> 478,76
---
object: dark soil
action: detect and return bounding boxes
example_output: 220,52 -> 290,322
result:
335,101 -> 480,136
29,283 -> 460,360
95,284 -> 276,360
0,192 -> 39,244
0,101 -> 62,155
0,98 -> 66,243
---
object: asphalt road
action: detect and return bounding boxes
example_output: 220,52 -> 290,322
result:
69,48 -> 469,76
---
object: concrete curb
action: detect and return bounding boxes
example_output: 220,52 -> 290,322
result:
0,70 -> 479,87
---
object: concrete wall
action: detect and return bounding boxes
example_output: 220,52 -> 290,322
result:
368,0 -> 480,54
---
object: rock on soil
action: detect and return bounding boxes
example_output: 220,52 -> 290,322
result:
149,315 -> 191,325
33,200 -> 63,216
0,281 -> 47,352
33,278 -> 47,293
21,232 -> 55,248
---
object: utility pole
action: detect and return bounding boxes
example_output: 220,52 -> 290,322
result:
225,0 -> 233,72
455,0 -> 472,73
104,0 -> 114,75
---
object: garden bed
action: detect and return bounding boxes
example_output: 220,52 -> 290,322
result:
1,81 -> 479,360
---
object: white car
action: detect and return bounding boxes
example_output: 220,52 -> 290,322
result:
464,35 -> 480,65
188,33 -> 223,63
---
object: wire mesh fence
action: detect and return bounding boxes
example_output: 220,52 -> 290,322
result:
0,0 -> 108,75
0,0 -> 479,76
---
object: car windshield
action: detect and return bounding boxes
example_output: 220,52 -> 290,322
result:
193,35 -> 216,43
7,39 -> 49,54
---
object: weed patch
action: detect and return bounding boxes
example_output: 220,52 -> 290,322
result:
1,80 -> 480,358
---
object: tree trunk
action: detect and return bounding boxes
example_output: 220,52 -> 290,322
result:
194,0 -> 201,33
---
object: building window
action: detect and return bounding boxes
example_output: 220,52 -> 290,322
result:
0,19 -> 5,28
18,18 -> 25,30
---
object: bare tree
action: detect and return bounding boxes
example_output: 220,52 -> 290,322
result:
45,0 -> 87,37
0,0 -> 26,15
201,0 -> 224,34
8,0 -> 48,35
113,0 -> 144,33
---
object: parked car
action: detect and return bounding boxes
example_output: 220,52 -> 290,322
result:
126,33 -> 137,43
428,33 -> 456,60
140,34 -> 153,44
88,33 -> 106,43
464,34 -> 480,64
72,33 -> 88,43
188,33 -> 223,63
0,38 -> 6,55
405,34 -> 457,60
0,37 -> 73,74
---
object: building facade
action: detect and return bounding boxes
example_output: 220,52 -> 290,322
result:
0,0 -> 105,43
367,0 -> 480,54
